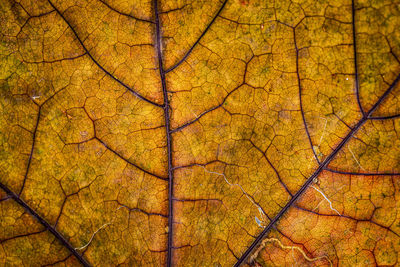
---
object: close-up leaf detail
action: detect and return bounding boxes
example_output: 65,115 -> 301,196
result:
0,0 -> 400,266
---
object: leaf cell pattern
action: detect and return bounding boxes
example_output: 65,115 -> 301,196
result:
0,0 -> 400,266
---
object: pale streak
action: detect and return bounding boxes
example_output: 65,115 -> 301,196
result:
291,247 -> 297,267
75,205 -> 126,250
309,117 -> 328,182
309,117 -> 328,171
312,199 -> 324,211
251,238 -> 333,267
348,146 -> 365,171
192,110 -> 199,118
256,207 -> 268,228
318,117 -> 328,147
311,185 -> 341,216
199,165 -> 266,220
75,223 -> 111,250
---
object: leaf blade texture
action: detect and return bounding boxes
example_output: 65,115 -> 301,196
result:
0,0 -> 399,266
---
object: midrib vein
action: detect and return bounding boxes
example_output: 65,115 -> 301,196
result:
153,1 -> 175,266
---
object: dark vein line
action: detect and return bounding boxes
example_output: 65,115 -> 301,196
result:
171,104 -> 220,133
275,228 -> 311,250
20,86 -> 66,195
22,52 -> 86,64
19,107 -> 41,195
98,0 -> 154,23
172,244 -> 192,249
294,29 -> 320,164
0,229 -> 46,244
95,137 -> 168,180
274,229 -> 318,263
128,208 -> 168,218
18,10 -> 56,35
104,200 -> 168,218
0,195 -> 11,202
218,15 -> 263,26
42,254 -> 73,267
48,0 -> 162,108
55,197 -> 67,227
369,113 -> 400,120
227,244 -> 240,260
26,10 -> 55,19
153,1 -> 174,266
247,139 -> 292,197
352,0 -> 365,116
0,181 -> 91,267
234,72 -> 400,266
160,4 -> 188,14
295,206 -> 400,238
171,85 -> 241,133
333,113 -> 353,129
367,74 -> 400,116
172,159 -> 226,170
164,0 -> 228,73
173,198 -> 223,203
174,162 -> 270,220
325,167 -> 400,176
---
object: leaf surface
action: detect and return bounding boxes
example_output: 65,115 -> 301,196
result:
0,0 -> 399,266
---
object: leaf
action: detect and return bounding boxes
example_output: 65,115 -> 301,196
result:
0,0 -> 399,266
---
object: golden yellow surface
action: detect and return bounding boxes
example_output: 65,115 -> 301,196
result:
255,172 -> 400,266
0,0 -> 399,266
